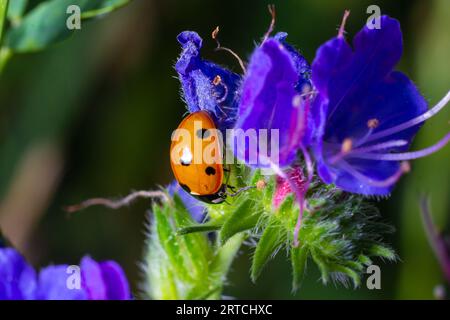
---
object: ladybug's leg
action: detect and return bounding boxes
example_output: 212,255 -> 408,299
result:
226,184 -> 236,192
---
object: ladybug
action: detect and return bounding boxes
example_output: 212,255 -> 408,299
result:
170,111 -> 228,204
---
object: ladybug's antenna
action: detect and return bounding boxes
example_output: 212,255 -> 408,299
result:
263,4 -> 276,42
226,186 -> 256,197
226,179 -> 267,197
64,190 -> 169,214
212,26 -> 246,73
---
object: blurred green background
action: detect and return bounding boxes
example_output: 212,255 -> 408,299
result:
0,0 -> 449,299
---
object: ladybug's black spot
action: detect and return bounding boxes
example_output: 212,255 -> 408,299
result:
180,184 -> 191,193
205,166 -> 216,176
196,128 -> 210,139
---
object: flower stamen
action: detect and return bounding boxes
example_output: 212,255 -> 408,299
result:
212,26 -> 246,73
263,4 -> 276,43
348,132 -> 450,161
338,10 -> 350,38
351,139 -> 408,154
367,118 -> 380,129
213,75 -> 229,104
328,138 -> 353,164
354,118 -> 379,147
365,90 -> 450,144
340,160 -> 410,188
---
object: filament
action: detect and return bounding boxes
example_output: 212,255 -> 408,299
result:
348,132 -> 450,161
365,90 -> 450,144
340,160 -> 409,188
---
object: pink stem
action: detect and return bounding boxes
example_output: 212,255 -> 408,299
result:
420,196 -> 450,283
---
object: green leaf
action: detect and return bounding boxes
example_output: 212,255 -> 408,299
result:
171,196 -> 211,279
291,245 -> 308,291
310,248 -> 330,284
251,216 -> 285,282
219,198 -> 262,245
80,0 -> 130,19
153,204 -> 192,283
330,264 -> 361,288
208,233 -> 244,287
145,225 -> 179,299
7,0 -> 27,25
6,0 -> 131,52
370,244 -> 397,261
177,223 -> 222,235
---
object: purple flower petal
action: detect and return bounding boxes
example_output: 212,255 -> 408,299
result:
0,248 -> 37,300
80,256 -> 107,299
312,15 -> 427,195
35,265 -> 87,300
99,261 -> 130,300
175,31 -> 241,130
234,36 -> 311,168
80,256 -> 131,300
0,248 -> 130,300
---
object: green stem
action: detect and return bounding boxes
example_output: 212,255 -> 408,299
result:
0,0 -> 9,75
0,0 -> 9,45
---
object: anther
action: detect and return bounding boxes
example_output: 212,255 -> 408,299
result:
212,26 -> 220,40
292,95 -> 302,108
213,75 -> 222,86
256,179 -> 267,190
367,118 -> 379,129
400,161 -> 411,173
341,138 -> 353,154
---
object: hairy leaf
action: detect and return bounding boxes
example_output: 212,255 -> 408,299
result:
219,198 -> 262,245
251,215 -> 285,282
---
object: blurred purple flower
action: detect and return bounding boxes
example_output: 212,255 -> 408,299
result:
420,197 -> 450,284
168,181 -> 205,222
311,14 -> 450,195
0,248 -> 130,300
175,31 -> 241,130
234,33 -> 312,168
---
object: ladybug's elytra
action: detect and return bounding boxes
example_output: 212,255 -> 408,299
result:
170,111 -> 227,204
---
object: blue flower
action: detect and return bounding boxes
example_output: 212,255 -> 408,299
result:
0,248 -> 37,300
0,248 -> 130,300
175,31 -> 241,130
233,33 -> 312,168
311,14 -> 450,195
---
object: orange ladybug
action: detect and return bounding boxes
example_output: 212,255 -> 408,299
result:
170,111 -> 227,204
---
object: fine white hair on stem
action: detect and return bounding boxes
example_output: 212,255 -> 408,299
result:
64,190 -> 169,213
